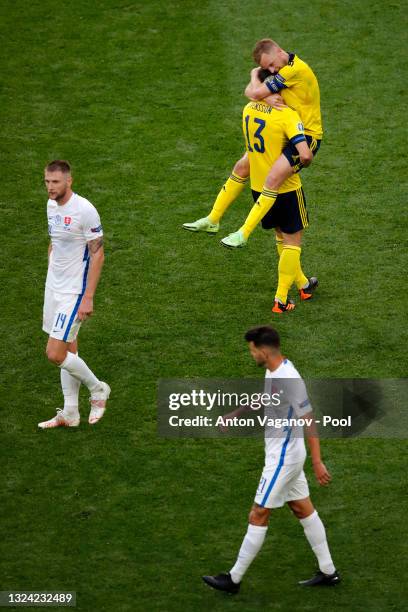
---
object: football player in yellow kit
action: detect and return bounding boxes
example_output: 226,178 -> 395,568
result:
241,93 -> 317,312
183,38 -> 322,250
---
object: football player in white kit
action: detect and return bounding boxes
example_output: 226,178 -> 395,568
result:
203,326 -> 340,593
38,160 -> 110,428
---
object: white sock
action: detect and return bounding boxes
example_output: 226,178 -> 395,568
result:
60,353 -> 81,417
300,511 -> 336,575
230,524 -> 268,584
60,352 -> 101,394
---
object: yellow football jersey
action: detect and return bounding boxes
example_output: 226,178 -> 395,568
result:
243,101 -> 306,193
264,53 -> 323,139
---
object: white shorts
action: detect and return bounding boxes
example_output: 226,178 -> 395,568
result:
43,287 -> 82,343
254,461 -> 310,509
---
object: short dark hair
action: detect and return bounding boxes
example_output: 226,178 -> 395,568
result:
45,160 -> 71,174
258,67 -> 272,83
244,326 -> 280,348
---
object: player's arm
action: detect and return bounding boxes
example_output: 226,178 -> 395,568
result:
295,140 -> 313,167
245,67 -> 273,100
78,237 -> 105,321
303,414 -> 331,486
245,68 -> 286,109
285,113 -> 313,167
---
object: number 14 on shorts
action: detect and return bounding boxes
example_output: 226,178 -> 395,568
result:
257,476 -> 267,495
54,312 -> 67,330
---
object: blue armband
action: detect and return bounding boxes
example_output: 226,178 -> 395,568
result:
290,134 -> 306,145
265,73 -> 287,93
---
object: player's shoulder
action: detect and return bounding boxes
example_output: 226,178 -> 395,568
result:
281,53 -> 312,77
282,358 -> 302,378
292,54 -> 316,78
281,106 -> 303,124
74,193 -> 99,215
266,358 -> 302,379
282,106 -> 299,118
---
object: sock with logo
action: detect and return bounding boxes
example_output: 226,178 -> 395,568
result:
208,173 -> 248,224
240,188 -> 278,239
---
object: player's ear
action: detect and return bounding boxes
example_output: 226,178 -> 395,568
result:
260,346 -> 269,360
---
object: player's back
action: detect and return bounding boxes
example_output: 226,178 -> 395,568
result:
265,54 -> 322,139
242,101 -> 304,193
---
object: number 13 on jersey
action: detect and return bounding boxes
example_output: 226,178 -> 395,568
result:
245,115 -> 266,153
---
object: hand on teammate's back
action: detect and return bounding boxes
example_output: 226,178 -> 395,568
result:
266,93 -> 286,110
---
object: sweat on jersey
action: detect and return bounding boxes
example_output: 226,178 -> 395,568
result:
263,358 -> 312,466
46,193 -> 103,295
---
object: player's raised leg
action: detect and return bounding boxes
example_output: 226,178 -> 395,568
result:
288,498 -> 340,586
221,154 -> 292,248
182,154 -> 249,233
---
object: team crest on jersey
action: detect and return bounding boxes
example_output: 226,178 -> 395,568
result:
64,216 -> 72,226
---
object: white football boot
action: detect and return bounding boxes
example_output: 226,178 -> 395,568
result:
182,217 -> 219,233
88,382 -> 111,425
38,408 -> 80,429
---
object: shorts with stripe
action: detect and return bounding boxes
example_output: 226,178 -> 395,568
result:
283,135 -> 321,173
254,461 -> 309,509
43,287 -> 83,343
252,188 -> 309,234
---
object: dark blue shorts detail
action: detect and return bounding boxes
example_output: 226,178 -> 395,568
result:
251,188 -> 309,234
283,135 -> 321,173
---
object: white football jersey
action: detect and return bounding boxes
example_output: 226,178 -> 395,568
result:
263,358 -> 312,465
46,193 -> 103,294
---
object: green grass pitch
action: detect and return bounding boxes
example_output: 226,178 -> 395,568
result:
1,0 -> 407,610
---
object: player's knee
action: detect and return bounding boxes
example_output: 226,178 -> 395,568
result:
288,499 -> 314,519
234,156 -> 249,178
46,346 -> 66,365
288,502 -> 302,518
249,504 -> 270,526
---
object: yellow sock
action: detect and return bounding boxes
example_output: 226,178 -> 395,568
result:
240,188 -> 278,239
295,257 -> 309,290
275,245 -> 301,304
275,237 -> 284,257
208,173 -> 248,224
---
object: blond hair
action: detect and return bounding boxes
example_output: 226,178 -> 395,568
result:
46,160 -> 71,175
253,39 -> 279,64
